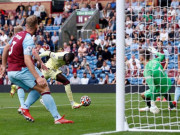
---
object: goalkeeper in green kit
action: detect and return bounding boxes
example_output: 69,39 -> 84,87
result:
138,47 -> 175,114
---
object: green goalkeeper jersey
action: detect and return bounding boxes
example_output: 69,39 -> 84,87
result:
143,52 -> 172,100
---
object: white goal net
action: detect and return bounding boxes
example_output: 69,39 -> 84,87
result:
123,0 -> 180,132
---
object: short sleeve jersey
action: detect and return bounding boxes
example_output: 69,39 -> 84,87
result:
8,31 -> 35,71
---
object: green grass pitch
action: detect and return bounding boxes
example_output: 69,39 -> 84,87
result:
0,93 -> 179,135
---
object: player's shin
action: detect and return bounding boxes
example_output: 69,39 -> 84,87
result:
174,86 -> 180,103
17,88 -> 25,107
164,93 -> 174,109
41,92 -> 61,121
23,90 -> 40,109
64,83 -> 74,105
145,97 -> 151,108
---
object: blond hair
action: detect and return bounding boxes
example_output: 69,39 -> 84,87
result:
14,25 -> 24,34
26,15 -> 38,30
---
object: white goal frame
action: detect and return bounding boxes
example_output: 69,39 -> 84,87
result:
116,0 -> 180,133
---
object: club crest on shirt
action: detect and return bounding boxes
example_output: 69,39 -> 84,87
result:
24,46 -> 33,54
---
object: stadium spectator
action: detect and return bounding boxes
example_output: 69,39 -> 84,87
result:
130,60 -> 141,77
25,2 -> 32,11
129,55 -> 141,70
168,6 -> 176,16
88,73 -> 99,84
70,35 -> 77,44
0,30 -> 7,45
61,14 -> 67,25
4,16 -> 10,26
70,73 -> 81,84
63,42 -> 71,52
99,77 -> 104,84
51,31 -> 59,50
71,0 -> 79,11
45,14 -> 54,26
64,1 -> 72,13
38,22 -> 44,34
38,2 -> 46,20
95,0 -> 103,11
0,14 -> 5,26
38,36 -> 45,46
16,15 -> 24,26
87,43 -> 95,56
34,7 -> 41,21
99,61 -> 110,74
27,6 -> 34,17
102,47 -> 111,61
81,72 -> 89,84
81,57 -> 89,69
89,3 -> 96,11
19,6 -> 25,16
90,30 -> 97,40
125,33 -> 132,47
78,41 -> 87,56
143,11 -> 152,22
160,28 -> 169,41
46,37 -> 54,51
111,74 -> 116,84
42,40 -> 50,51
49,78 -> 55,85
59,65 -> 69,77
81,3 -> 89,11
126,23 -> 133,36
32,2 -> 38,12
104,74 -> 110,84
72,56 -> 81,73
110,61 -> 116,74
71,43 -> 78,56
54,14 -> 62,26
84,64 -> 92,74
44,31 -> 51,40
16,2 -> 25,13
131,39 -> 139,53
3,75 -> 11,85
78,53 -> 84,63
171,0 -> 179,8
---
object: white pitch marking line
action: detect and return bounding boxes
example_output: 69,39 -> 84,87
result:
0,104 -> 70,110
82,130 -> 119,135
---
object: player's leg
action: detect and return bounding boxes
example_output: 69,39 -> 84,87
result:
174,86 -> 180,106
33,84 -> 74,124
56,73 -> 81,109
139,90 -> 151,112
163,93 -> 176,110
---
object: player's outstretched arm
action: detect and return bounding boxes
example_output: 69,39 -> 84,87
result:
148,46 -> 165,62
32,49 -> 48,71
24,55 -> 47,87
1,43 -> 10,77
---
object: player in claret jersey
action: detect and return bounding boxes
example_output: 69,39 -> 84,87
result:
1,15 -> 73,124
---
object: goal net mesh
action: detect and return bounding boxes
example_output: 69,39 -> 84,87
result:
124,0 -> 180,130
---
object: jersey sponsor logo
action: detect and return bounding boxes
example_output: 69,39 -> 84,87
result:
15,34 -> 22,40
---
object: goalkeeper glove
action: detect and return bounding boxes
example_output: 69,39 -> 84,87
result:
148,46 -> 158,54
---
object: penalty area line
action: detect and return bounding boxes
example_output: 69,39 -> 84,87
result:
82,130 -> 119,135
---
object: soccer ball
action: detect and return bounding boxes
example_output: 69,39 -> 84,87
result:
80,96 -> 91,106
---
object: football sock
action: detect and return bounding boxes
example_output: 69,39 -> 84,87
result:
23,90 -> 40,109
41,92 -> 61,121
174,86 -> 180,102
145,97 -> 151,108
164,93 -> 174,108
64,84 -> 74,105
17,88 -> 25,107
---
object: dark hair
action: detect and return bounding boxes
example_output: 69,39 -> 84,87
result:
139,49 -> 151,60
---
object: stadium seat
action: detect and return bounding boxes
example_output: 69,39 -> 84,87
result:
100,73 -> 106,78
106,61 -> 111,66
138,78 -> 143,85
94,69 -> 102,74
109,74 -> 114,78
170,78 -> 175,85
44,26 -> 53,30
52,26 -> 60,30
91,56 -> 97,60
87,74 -> 91,78
86,56 -> 92,61
77,69 -> 84,74
90,64 -> 96,70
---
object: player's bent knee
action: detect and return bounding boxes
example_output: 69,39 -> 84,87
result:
33,84 -> 50,94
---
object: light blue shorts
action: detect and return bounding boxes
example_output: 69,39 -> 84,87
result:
8,67 -> 42,90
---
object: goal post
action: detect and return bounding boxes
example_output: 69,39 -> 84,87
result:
116,0 -> 180,132
116,0 -> 126,131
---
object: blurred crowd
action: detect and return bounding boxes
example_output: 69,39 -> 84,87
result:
124,0 -> 180,85
0,0 -> 116,85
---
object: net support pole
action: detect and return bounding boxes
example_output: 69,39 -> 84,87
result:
116,0 -> 125,131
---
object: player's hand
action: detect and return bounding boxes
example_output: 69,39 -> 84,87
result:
41,63 -> 48,71
36,77 -> 47,87
148,46 -> 158,54
0,66 -> 6,78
